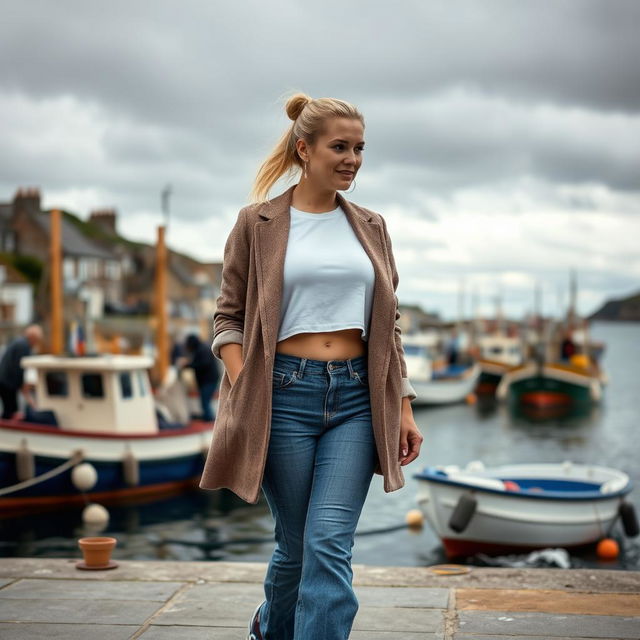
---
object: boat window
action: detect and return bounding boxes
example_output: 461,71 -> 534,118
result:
120,372 -> 133,399
45,371 -> 68,397
137,370 -> 147,396
82,373 -> 104,398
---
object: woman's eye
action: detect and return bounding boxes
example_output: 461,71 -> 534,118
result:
333,144 -> 344,151
355,146 -> 365,153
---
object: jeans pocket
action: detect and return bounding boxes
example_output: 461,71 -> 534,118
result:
272,369 -> 298,390
353,370 -> 369,388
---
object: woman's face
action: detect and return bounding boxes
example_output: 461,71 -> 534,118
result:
300,117 -> 365,192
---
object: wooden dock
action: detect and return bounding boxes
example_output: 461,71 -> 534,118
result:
0,558 -> 639,638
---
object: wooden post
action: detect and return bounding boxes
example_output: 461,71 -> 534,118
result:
154,225 -> 168,384
50,209 -> 63,355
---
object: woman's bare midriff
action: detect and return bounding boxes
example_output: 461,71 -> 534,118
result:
276,328 -> 366,361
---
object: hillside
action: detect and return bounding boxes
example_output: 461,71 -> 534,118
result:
589,290 -> 640,322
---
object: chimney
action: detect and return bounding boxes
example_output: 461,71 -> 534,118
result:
89,208 -> 118,235
13,187 -> 41,212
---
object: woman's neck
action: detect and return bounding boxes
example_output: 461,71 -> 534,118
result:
291,181 -> 337,213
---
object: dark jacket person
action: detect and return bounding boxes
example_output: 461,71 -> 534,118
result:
0,324 -> 43,419
181,334 -> 220,422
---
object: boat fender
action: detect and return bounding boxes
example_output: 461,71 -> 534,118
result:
122,451 -> 140,487
16,440 -> 35,482
448,493 -> 477,533
619,501 -> 639,538
71,462 -> 98,491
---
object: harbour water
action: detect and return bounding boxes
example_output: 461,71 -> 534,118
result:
1,321 -> 638,570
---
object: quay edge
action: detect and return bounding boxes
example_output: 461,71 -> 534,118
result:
1,558 -> 639,594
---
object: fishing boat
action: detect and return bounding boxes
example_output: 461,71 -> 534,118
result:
414,461 -> 638,558
495,356 -> 606,413
0,354 -> 213,516
403,335 -> 480,405
475,333 -> 524,396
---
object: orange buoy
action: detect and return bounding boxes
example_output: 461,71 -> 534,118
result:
503,480 -> 521,491
465,393 -> 477,405
596,538 -> 619,560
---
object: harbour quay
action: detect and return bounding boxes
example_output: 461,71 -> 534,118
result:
0,558 -> 639,639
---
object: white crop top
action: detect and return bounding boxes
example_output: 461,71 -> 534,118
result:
277,205 -> 375,342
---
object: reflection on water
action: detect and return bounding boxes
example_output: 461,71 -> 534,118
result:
1,322 -> 639,570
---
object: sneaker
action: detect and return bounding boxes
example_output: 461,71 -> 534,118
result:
247,601 -> 264,640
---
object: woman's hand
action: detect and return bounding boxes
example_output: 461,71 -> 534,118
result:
399,398 -> 423,466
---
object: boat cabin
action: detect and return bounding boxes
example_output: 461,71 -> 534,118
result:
477,335 -> 523,366
20,355 -> 157,434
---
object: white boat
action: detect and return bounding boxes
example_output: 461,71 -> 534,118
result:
414,461 -> 638,558
403,335 -> 480,405
0,354 -> 213,516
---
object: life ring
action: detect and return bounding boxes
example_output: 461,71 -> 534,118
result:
619,501 -> 639,538
448,493 -> 477,533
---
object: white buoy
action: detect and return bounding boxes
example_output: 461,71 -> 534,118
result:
71,463 -> 98,491
82,502 -> 109,524
16,440 -> 35,482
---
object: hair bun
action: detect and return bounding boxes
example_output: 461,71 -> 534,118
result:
286,93 -> 312,121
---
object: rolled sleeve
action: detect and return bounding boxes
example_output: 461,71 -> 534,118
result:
212,208 -> 250,357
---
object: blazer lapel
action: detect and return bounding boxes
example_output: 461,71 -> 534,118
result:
254,187 -> 294,360
338,194 -> 397,381
253,188 -> 396,378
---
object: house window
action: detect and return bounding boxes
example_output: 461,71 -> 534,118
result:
63,257 -> 75,280
119,372 -> 133,399
81,373 -> 104,398
105,261 -> 121,280
78,260 -> 89,280
3,231 -> 16,252
45,371 -> 68,397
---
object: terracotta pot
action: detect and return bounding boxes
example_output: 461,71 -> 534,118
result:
78,536 -> 117,568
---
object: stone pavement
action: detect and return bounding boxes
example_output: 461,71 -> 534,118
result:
0,558 -> 638,639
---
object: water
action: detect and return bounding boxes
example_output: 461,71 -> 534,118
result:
1,321 -> 638,569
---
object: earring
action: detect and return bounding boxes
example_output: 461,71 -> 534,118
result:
303,161 -> 308,179
346,179 -> 356,194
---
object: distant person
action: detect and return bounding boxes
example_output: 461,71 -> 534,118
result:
0,324 -> 43,419
446,329 -> 460,366
560,333 -> 576,361
180,333 -> 219,422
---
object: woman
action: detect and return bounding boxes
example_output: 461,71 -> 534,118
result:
199,94 -> 423,640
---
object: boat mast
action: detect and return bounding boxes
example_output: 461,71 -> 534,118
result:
49,209 -> 63,355
154,225 -> 169,385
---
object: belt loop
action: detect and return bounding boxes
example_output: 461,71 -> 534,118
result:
346,358 -> 355,379
298,357 -> 307,379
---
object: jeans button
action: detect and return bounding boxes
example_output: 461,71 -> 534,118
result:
328,364 -> 334,371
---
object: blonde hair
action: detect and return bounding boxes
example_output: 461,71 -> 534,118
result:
250,93 -> 364,202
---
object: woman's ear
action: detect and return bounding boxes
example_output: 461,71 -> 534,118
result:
296,138 -> 309,163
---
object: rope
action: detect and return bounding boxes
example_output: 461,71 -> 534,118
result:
0,449 -> 84,497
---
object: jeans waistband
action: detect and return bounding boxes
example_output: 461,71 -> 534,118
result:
274,351 -> 367,377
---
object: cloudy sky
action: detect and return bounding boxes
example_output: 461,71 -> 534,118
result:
1,0 -> 639,320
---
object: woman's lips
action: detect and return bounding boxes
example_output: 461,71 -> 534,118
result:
338,171 -> 354,178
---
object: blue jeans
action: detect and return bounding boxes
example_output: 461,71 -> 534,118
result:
258,352 -> 377,640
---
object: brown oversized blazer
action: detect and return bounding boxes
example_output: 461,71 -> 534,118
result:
199,186 -> 416,504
